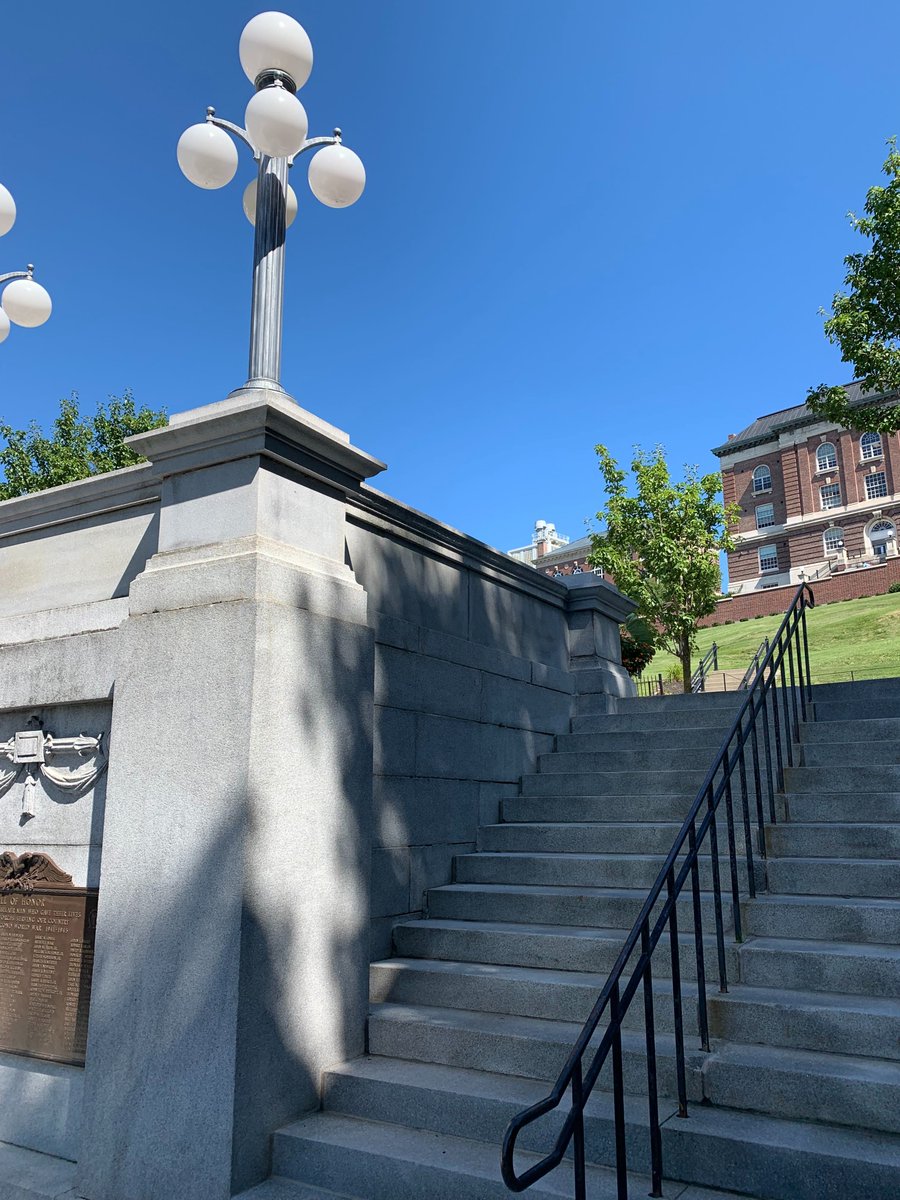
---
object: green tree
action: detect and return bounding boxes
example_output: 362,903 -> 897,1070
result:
0,391 -> 166,500
808,139 -> 900,433
588,445 -> 737,693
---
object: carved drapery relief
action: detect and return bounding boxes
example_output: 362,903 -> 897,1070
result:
0,729 -> 107,817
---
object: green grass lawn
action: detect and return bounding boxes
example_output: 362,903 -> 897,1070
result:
646,591 -> 900,685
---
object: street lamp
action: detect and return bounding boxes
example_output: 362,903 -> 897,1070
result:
0,183 -> 53,345
177,11 -> 366,399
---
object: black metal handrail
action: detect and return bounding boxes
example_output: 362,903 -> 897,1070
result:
500,583 -> 815,1199
690,642 -> 718,693
739,636 -> 770,690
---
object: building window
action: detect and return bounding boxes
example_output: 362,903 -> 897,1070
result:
865,471 -> 888,500
823,527 -> 844,553
758,544 -> 778,572
820,483 -> 842,510
755,503 -> 775,529
752,465 -> 772,494
816,442 -> 837,471
861,432 -> 883,461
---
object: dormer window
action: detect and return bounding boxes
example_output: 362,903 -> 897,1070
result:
816,442 -> 837,471
752,465 -> 772,495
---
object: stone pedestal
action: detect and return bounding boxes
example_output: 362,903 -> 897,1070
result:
76,394 -> 385,1200
563,572 -> 637,703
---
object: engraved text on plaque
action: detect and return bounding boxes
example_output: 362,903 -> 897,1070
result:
0,856 -> 97,1066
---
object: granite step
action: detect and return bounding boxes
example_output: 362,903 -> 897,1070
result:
369,957 -> 692,1031
783,765 -> 900,794
572,707 -> 744,732
478,820 -> 685,855
800,717 -> 900,742
814,700 -> 900,722
766,821 -> 900,859
743,893 -> 900,943
503,793 -> 699,823
520,769 -> 710,797
271,1112 -> 735,1200
778,792 -> 900,823
765,856 -> 900,899
392,918 -> 739,981
556,729 -> 728,753
801,741 -> 900,767
237,1181 -> 362,1200
707,982 -> 900,1061
319,1057 -> 900,1200
453,851 -> 758,894
367,1002 -> 704,1097
427,882 -> 736,933
701,1039 -> 900,1135
736,936 -> 900,997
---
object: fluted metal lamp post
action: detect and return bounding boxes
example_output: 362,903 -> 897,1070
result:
177,11 -> 366,399
0,184 -> 53,344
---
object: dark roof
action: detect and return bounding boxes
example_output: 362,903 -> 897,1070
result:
710,381 -> 892,456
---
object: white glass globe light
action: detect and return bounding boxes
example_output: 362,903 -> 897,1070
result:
0,184 -> 15,237
308,144 -> 366,208
0,307 -> 9,343
239,12 -> 313,89
177,123 -> 239,189
245,87 -> 308,158
243,178 -> 298,228
2,278 -> 52,327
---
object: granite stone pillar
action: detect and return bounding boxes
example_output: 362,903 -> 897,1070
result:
563,572 -> 637,705
76,394 -> 385,1200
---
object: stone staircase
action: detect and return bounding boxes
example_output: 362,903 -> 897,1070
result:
240,678 -> 900,1200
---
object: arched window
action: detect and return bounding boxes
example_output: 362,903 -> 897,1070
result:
868,519 -> 895,560
752,465 -> 772,494
816,442 -> 837,471
823,527 -> 844,554
861,432 -> 883,461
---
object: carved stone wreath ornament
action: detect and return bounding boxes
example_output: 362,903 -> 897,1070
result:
0,729 -> 107,817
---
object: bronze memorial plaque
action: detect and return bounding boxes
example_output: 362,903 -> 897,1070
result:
0,852 -> 98,1067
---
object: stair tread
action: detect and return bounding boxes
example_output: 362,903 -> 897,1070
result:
238,1181 -> 362,1200
324,1055 -> 900,1166
752,892 -> 900,910
277,1112 -> 671,1198
396,916 -> 727,946
710,1038 -> 900,1082
433,882 -> 716,898
372,956 -> 694,993
742,935 -> 900,959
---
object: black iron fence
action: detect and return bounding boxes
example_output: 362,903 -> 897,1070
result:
500,582 -> 815,1199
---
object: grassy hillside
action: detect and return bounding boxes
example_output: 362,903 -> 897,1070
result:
645,592 -> 900,685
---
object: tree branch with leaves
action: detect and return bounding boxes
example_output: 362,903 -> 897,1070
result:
588,444 -> 737,693
808,138 -> 900,433
0,390 -> 166,500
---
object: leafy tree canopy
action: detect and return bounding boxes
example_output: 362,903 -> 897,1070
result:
588,444 -> 737,692
808,139 -> 900,434
0,390 -> 166,501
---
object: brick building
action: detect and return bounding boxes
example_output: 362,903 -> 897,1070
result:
712,383 -> 900,595
508,521 -> 601,579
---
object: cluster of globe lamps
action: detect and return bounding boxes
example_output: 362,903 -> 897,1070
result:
176,10 -> 365,394
0,185 -> 52,344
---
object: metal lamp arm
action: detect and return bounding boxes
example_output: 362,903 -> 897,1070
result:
290,129 -> 342,163
205,107 -> 259,158
0,266 -> 33,287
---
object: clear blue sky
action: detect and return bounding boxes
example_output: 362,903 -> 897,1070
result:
1,1 -> 898,555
